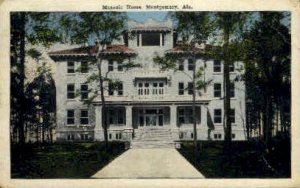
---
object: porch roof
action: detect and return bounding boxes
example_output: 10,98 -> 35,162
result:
129,26 -> 172,32
92,100 -> 211,106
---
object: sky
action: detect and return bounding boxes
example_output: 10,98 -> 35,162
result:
127,12 -> 169,23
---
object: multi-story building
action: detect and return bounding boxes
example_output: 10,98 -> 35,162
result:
49,18 -> 246,147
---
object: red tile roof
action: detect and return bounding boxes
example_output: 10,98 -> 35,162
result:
48,45 -> 137,58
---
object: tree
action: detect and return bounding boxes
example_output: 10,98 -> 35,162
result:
242,12 -> 291,150
25,48 -> 56,143
214,12 -> 249,154
60,12 -> 138,149
154,12 -> 214,157
10,12 -> 60,144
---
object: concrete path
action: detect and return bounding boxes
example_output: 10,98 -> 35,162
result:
92,148 -> 204,178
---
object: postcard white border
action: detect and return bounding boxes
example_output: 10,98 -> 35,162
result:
0,0 -> 299,187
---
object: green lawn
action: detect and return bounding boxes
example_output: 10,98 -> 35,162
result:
11,142 -> 127,178
178,136 -> 290,178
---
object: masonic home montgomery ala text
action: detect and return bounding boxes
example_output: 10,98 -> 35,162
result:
48,19 -> 246,147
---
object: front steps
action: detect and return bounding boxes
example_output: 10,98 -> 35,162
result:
130,128 -> 175,149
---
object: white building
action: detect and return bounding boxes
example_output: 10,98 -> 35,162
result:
48,18 -> 246,147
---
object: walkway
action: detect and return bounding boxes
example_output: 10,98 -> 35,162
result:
92,148 -> 204,178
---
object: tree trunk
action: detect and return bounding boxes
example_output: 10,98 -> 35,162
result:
17,12 -> 26,145
97,57 -> 109,150
263,95 -> 272,152
223,28 -> 232,155
192,57 -> 198,158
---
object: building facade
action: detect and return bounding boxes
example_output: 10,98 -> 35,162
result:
49,19 -> 246,146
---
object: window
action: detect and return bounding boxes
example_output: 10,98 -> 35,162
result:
81,84 -> 88,100
138,81 -> 165,95
229,63 -> 234,72
230,109 -> 235,123
109,133 -> 112,140
144,83 -> 150,95
67,84 -> 75,99
80,110 -> 89,125
109,109 -> 114,124
178,60 -> 184,71
232,134 -> 236,139
108,108 -> 125,125
80,134 -> 89,140
188,82 -> 193,95
178,108 -> 185,124
162,34 -> 165,46
108,60 -> 114,71
214,133 -> 222,139
142,33 -> 160,46
191,132 -> 194,139
116,133 -> 122,140
138,110 -> 144,126
67,134 -> 75,140
153,82 -> 158,95
158,113 -> 163,126
188,59 -> 194,71
159,82 -> 164,94
187,108 -> 194,123
230,82 -> 235,98
117,82 -> 123,96
179,132 -> 184,139
214,60 -> 221,72
178,107 -> 194,124
214,109 -> 222,123
117,109 -> 124,124
178,82 -> 184,95
108,83 -> 114,96
67,61 -> 75,73
67,110 -> 75,125
80,61 -> 88,73
117,62 -> 123,71
138,83 -> 143,95
214,83 -> 222,97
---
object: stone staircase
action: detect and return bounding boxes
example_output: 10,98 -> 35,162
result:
130,128 -> 175,149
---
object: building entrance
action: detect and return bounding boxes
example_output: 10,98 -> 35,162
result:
138,108 -> 164,127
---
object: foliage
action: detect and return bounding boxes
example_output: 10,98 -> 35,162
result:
178,139 -> 290,178
59,12 -> 126,45
10,12 -> 61,144
213,12 -> 250,153
171,12 -> 214,44
242,12 -> 291,146
11,142 -> 126,178
24,60 -> 56,143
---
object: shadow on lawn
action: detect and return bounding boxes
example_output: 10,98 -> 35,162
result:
11,142 -> 127,178
178,133 -> 290,178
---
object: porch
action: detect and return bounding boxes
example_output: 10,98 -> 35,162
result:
94,104 -> 208,142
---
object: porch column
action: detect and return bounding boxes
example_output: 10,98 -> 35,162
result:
94,105 -> 103,141
170,105 -> 177,128
124,106 -> 133,141
170,105 -> 179,141
201,105 -> 208,127
125,106 -> 133,128
139,34 -> 142,46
